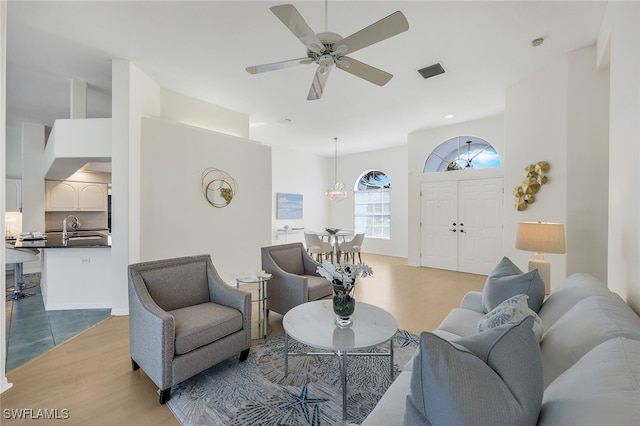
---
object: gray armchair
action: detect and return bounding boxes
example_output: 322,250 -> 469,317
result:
128,254 -> 251,404
261,243 -> 333,316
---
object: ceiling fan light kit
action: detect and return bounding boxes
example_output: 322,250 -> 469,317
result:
246,3 -> 409,100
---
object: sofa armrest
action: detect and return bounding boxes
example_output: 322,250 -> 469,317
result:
128,270 -> 175,390
460,291 -> 484,312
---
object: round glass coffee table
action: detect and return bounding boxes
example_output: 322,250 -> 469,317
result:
282,300 -> 398,420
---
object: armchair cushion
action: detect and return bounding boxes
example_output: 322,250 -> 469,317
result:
307,275 -> 332,301
269,246 -> 305,275
170,302 -> 244,355
141,261 -> 210,311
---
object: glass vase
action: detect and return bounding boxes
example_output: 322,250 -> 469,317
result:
333,285 -> 355,327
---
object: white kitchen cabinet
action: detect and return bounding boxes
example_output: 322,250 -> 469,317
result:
6,179 -> 22,212
45,180 -> 108,211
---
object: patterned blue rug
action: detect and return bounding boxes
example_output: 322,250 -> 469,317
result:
167,330 -> 419,425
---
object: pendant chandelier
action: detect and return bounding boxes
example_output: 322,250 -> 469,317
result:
325,137 -> 347,202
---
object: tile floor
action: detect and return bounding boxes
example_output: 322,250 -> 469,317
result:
5,271 -> 111,372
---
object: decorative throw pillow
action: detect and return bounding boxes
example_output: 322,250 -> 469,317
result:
403,317 -> 543,426
477,294 -> 544,341
487,256 -> 523,277
482,262 -> 545,313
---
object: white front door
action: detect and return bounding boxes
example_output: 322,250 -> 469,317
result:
420,181 -> 458,271
457,178 -> 503,274
421,178 -> 503,275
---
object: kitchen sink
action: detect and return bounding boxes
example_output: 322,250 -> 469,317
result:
64,231 -> 108,239
67,235 -> 104,240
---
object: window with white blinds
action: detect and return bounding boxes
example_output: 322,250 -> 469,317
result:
354,188 -> 391,239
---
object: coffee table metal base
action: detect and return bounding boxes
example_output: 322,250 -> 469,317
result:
284,332 -> 394,421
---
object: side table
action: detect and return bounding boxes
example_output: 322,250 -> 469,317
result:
236,274 -> 272,339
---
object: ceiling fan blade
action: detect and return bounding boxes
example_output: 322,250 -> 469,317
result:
270,4 -> 325,54
336,56 -> 392,86
335,11 -> 409,55
245,57 -> 311,75
307,66 -> 332,100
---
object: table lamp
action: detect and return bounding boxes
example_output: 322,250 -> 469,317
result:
515,221 -> 566,294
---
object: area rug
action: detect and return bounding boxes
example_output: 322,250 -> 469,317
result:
167,329 -> 419,425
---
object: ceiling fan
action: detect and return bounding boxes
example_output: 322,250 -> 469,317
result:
245,3 -> 409,100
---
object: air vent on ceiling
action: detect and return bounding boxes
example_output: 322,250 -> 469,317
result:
418,63 -> 446,80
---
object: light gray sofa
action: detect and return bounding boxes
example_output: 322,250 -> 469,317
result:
361,273 -> 640,425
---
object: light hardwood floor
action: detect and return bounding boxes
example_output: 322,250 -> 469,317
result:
1,254 -> 486,425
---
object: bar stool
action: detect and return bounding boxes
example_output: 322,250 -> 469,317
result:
5,246 -> 40,300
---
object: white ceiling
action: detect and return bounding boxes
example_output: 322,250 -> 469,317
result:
6,1 -> 607,157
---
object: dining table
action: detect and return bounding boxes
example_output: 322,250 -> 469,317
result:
312,229 -> 354,262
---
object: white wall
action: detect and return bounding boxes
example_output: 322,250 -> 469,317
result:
111,60 -> 162,315
1,0 -> 12,395
6,123 -> 22,178
331,145 -> 409,258
139,117 -> 271,281
111,60 -> 260,314
602,2 -> 640,313
407,115 -> 505,266
504,45 -> 609,289
271,145 -> 328,245
160,88 -> 249,139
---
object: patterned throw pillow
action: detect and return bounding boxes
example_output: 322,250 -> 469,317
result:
477,294 -> 544,341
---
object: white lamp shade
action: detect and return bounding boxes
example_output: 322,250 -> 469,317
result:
515,221 -> 566,254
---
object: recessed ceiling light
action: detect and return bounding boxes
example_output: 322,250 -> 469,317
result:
444,114 -> 454,119
531,37 -> 544,47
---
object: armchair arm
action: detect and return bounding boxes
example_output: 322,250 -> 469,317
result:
128,268 -> 175,391
302,249 -> 322,276
206,259 -> 252,343
261,246 -> 310,315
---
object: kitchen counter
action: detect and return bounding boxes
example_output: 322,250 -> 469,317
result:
16,231 -> 112,311
15,231 -> 110,249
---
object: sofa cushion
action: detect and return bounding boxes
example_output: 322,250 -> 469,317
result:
540,294 -> 640,387
477,294 -> 543,341
482,269 -> 545,314
170,302 -> 243,355
538,273 -> 612,329
436,308 -> 485,338
539,337 -> 640,426
403,317 -> 543,426
269,246 -> 305,275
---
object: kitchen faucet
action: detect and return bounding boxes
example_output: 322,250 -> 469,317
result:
62,215 -> 81,241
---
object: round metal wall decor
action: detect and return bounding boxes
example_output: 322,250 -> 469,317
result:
201,168 -> 238,208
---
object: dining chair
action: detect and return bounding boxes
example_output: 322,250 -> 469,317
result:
338,233 -> 365,263
304,232 -> 335,263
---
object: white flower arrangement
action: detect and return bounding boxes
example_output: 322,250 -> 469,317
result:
316,260 -> 374,292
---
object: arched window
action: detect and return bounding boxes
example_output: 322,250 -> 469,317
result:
423,136 -> 501,173
354,170 -> 391,239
